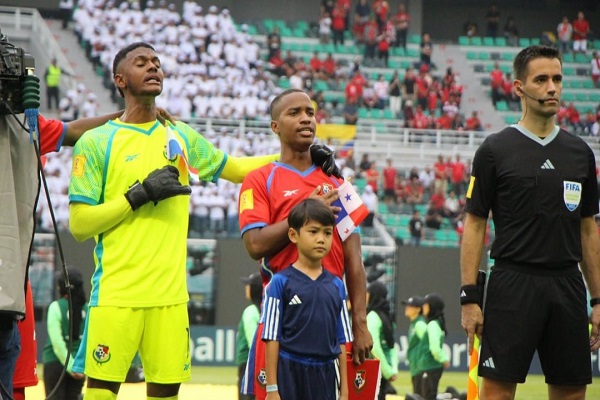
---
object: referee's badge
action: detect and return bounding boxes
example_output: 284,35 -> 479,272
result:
563,181 -> 581,212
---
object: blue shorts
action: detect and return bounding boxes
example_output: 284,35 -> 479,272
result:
277,349 -> 340,400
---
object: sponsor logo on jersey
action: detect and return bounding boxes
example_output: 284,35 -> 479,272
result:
563,181 -> 581,211
353,370 -> 366,391
239,189 -> 254,213
288,294 -> 302,305
72,155 -> 86,177
257,368 -> 267,387
283,189 -> 299,197
93,344 -> 111,364
125,154 -> 140,162
540,159 -> 555,169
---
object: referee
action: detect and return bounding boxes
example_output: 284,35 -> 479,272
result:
460,45 -> 600,400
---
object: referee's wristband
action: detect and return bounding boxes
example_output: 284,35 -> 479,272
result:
460,284 -> 480,305
266,384 -> 278,393
591,298 -> 600,307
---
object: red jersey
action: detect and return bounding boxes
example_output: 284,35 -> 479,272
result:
39,114 -> 67,155
382,167 -> 396,190
490,69 -> 504,89
239,162 -> 346,284
573,19 -> 589,40
451,161 -> 466,184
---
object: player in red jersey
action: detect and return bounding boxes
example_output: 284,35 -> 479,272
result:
238,89 -> 372,399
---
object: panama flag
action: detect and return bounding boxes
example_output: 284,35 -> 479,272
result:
165,124 -> 199,181
332,181 -> 370,241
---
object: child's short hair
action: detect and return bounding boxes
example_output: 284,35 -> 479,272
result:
288,198 -> 336,231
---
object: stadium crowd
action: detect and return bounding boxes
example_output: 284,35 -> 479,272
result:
44,0 -> 600,243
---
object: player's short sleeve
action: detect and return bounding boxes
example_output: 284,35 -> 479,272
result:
177,122 -> 226,182
38,114 -> 66,155
68,130 -> 107,205
334,277 -> 353,344
464,138 -> 496,218
261,274 -> 286,342
238,168 -> 271,235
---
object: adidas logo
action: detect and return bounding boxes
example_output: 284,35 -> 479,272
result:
541,159 -> 555,169
460,290 -> 466,298
482,357 -> 495,369
288,295 -> 302,305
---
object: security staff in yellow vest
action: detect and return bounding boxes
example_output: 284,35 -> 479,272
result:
45,58 -> 72,110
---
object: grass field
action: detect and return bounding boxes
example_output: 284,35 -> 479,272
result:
28,365 -> 600,399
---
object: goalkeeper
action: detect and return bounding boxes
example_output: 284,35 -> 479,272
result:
67,42 -> 279,400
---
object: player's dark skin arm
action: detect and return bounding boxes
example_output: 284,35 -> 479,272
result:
62,108 -> 176,146
344,232 -> 373,364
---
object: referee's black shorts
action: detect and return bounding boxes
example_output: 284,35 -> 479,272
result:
479,261 -> 591,385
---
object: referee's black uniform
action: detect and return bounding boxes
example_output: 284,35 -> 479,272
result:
465,125 -> 597,384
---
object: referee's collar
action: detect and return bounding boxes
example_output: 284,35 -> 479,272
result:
511,124 -> 559,146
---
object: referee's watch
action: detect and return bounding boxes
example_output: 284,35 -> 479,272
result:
591,298 -> 600,307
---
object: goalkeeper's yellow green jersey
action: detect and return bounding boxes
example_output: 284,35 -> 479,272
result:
68,119 -> 226,307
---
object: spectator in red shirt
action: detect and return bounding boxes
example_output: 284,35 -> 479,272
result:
465,111 -> 483,131
556,101 -> 569,128
490,61 -> 505,106
436,111 -> 453,130
405,176 -> 425,208
382,158 -> 397,204
322,53 -> 338,80
433,154 -> 448,194
427,87 -> 439,114
332,3 -> 346,47
412,105 -> 429,129
372,0 -> 390,31
363,15 -> 379,64
345,72 -> 363,103
393,3 -> 410,49
365,160 -> 381,195
309,51 -> 323,76
450,153 -> 466,196
395,175 -> 407,204
567,102 -> 584,132
429,186 -> 447,214
572,11 -> 590,54
502,72 -> 519,107
268,49 -> 286,77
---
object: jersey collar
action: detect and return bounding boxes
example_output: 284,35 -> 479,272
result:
511,124 -> 559,146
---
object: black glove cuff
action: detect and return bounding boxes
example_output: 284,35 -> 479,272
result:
460,284 -> 480,305
591,297 -> 600,307
125,181 -> 149,210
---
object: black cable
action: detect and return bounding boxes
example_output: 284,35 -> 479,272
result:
0,102 -> 76,400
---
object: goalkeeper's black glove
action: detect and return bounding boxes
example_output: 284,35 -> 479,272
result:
125,165 -> 191,210
310,144 -> 342,179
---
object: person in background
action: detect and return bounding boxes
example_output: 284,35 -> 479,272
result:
366,281 -> 399,400
236,272 -> 262,400
45,58 -> 73,110
572,11 -> 590,54
556,16 -> 572,55
402,295 -> 427,397
43,266 -> 88,400
419,293 -> 449,400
